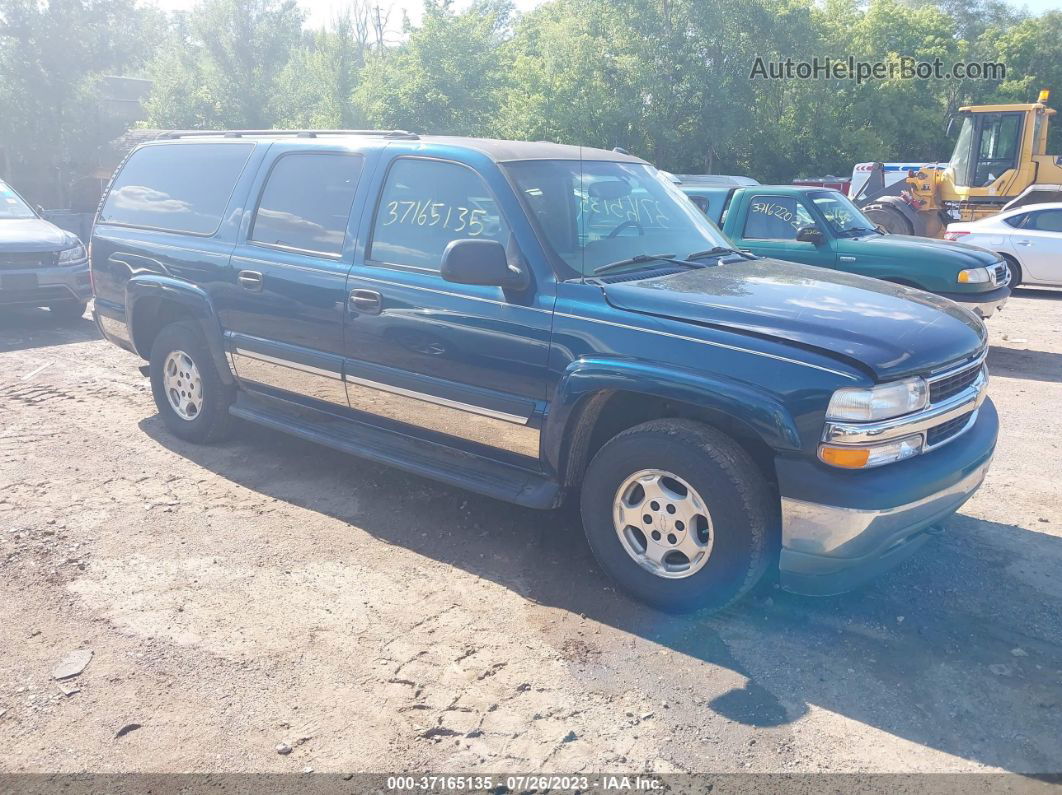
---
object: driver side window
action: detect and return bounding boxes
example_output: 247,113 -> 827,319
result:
743,196 -> 816,241
369,158 -> 510,272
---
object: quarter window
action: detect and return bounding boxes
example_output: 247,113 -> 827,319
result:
1003,213 -> 1027,228
250,153 -> 364,257
99,143 -> 253,235
369,159 -> 509,271
743,196 -> 816,240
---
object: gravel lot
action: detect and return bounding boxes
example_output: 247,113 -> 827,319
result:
0,291 -> 1060,775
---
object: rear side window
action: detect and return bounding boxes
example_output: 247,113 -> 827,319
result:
99,143 -> 253,235
369,158 -> 509,271
1003,213 -> 1027,228
250,153 -> 364,257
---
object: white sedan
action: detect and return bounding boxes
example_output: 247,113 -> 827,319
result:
945,202 -> 1062,288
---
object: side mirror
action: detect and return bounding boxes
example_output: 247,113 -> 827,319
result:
441,239 -> 526,289
796,225 -> 824,244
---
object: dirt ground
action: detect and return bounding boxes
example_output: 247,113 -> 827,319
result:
0,290 -> 1060,775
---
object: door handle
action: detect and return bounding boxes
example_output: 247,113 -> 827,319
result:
237,270 -> 263,291
1016,240 -> 1032,246
349,288 -> 382,314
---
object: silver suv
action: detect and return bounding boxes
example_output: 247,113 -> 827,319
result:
1,179 -> 91,320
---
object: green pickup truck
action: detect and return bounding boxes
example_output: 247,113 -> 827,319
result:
680,183 -> 1010,318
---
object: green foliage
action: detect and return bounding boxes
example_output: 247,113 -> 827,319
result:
0,0 -> 163,203
355,1 -> 513,135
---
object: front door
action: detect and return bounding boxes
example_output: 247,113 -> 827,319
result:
1011,208 -> 1062,285
733,194 -> 836,268
342,155 -> 553,462
221,147 -> 367,407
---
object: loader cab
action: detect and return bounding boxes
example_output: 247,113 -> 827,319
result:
948,111 -> 1024,188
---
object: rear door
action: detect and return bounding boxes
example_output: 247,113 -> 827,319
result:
220,144 -> 370,408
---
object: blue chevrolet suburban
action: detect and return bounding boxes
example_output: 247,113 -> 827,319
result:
90,131 -> 997,612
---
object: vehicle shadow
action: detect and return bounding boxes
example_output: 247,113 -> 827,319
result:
1012,287 -> 1062,300
988,345 -> 1062,384
141,417 -> 1062,773
0,306 -> 100,353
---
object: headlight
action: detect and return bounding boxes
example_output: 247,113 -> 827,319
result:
826,377 -> 928,422
957,267 -> 991,284
819,434 -> 923,469
57,243 -> 87,265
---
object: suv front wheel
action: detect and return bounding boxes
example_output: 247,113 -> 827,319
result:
149,320 -> 235,443
580,419 -> 774,613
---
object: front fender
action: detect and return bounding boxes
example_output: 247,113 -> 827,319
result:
545,357 -> 803,478
126,275 -> 234,384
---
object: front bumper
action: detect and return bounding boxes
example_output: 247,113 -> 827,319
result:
0,262 -> 92,307
939,284 -> 1010,319
776,398 -> 997,596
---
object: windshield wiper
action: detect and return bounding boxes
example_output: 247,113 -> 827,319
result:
592,253 -> 704,276
686,246 -> 755,261
836,228 -> 878,238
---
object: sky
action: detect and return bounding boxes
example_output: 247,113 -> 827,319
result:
150,0 -> 1059,30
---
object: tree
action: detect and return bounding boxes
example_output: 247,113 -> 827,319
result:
355,0 -> 513,135
0,0 -> 161,204
142,0 -> 304,129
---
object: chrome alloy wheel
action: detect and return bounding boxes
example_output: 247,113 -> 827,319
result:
613,469 -> 714,579
162,349 -> 203,421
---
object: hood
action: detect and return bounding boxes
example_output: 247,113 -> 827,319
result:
602,259 -> 986,381
0,217 -> 77,252
837,233 -> 998,268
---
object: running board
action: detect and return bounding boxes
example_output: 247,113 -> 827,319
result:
229,393 -> 560,509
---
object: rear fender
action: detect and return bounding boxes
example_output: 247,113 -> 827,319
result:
125,275 -> 234,384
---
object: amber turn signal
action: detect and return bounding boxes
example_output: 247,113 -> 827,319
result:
818,445 -> 871,469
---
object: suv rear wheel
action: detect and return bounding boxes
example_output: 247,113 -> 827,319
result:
149,321 -> 235,443
580,419 -> 774,612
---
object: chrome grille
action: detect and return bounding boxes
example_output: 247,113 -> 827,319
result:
926,411 -> 975,447
993,262 -> 1009,285
929,361 -> 982,404
0,251 -> 59,270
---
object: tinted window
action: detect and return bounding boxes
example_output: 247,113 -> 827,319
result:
1003,213 -> 1026,228
100,143 -> 253,234
370,159 -> 509,271
743,196 -> 816,240
1026,209 -> 1062,233
250,153 -> 363,257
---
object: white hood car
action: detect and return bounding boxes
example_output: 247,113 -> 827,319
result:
945,202 -> 1062,289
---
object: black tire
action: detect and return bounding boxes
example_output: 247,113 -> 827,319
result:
579,419 -> 774,613
861,203 -> 913,236
48,300 -> 87,321
149,320 -> 235,443
1000,254 -> 1022,289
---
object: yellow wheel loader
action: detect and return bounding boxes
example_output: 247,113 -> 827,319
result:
852,90 -> 1062,238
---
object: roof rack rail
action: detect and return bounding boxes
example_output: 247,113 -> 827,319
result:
158,129 -> 419,140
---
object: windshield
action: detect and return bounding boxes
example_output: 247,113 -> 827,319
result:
0,182 -> 36,220
504,159 -> 732,278
810,191 -> 878,234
